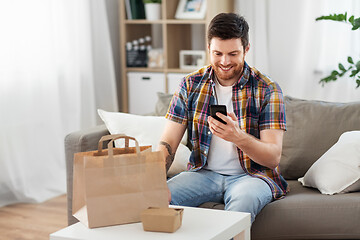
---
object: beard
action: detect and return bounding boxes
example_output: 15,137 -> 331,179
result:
212,61 -> 244,85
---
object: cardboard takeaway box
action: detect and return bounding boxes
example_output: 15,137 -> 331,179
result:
141,207 -> 184,233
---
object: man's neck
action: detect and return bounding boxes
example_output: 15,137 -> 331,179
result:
215,71 -> 243,87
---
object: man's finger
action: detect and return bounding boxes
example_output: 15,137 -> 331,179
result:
216,112 -> 228,124
228,112 -> 237,121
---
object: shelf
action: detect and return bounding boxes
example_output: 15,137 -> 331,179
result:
125,20 -> 163,24
126,67 -> 164,72
126,67 -> 197,74
119,0 -> 234,113
165,19 -> 207,24
125,19 -> 207,24
167,68 -> 197,73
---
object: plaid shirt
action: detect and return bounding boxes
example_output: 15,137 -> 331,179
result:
166,63 -> 289,199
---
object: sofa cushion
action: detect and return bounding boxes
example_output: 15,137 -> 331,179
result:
251,180 -> 360,240
280,96 -> 360,180
200,181 -> 360,240
97,109 -> 190,177
298,131 -> 360,195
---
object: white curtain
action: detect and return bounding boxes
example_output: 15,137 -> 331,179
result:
0,0 -> 118,206
235,0 -> 360,102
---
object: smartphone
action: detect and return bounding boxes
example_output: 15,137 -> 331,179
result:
209,105 -> 227,124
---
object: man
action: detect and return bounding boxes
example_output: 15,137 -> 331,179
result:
158,13 -> 288,223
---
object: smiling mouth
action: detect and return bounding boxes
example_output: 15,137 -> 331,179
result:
219,66 -> 232,71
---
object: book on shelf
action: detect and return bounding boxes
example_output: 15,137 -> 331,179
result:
126,0 -> 145,20
125,0 -> 132,19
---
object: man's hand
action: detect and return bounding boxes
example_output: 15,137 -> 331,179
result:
207,112 -> 284,170
208,112 -> 245,143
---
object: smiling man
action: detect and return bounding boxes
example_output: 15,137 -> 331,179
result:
158,13 -> 288,223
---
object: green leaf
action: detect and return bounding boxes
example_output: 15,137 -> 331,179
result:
356,61 -> 360,70
350,69 -> 360,77
331,70 -> 339,76
327,74 -> 338,82
316,13 -> 360,31
316,13 -> 347,22
349,15 -> 354,24
348,56 -> 354,64
320,75 -> 334,83
352,17 -> 360,30
315,13 -> 360,89
338,63 -> 346,71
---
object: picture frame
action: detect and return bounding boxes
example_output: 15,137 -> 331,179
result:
175,0 -> 207,20
179,50 -> 206,69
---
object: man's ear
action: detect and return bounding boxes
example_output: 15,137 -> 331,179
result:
245,43 -> 250,55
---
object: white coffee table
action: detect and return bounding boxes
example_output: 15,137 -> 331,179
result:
50,206 -> 251,240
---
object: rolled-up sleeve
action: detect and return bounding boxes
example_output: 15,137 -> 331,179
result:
165,78 -> 188,125
259,82 -> 287,131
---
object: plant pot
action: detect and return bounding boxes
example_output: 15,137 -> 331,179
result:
145,3 -> 161,20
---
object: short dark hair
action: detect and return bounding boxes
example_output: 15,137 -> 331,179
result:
207,13 -> 249,49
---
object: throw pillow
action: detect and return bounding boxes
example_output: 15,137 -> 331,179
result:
298,131 -> 360,195
167,143 -> 190,177
280,96 -> 360,180
97,109 -> 190,176
154,92 -> 173,116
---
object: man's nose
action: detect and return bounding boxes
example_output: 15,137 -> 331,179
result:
220,55 -> 230,65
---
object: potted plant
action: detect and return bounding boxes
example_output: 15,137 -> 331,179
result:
143,0 -> 162,20
316,12 -> 360,88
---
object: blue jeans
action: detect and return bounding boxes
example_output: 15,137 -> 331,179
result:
167,169 -> 273,223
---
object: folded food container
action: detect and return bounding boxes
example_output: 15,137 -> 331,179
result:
141,207 -> 184,233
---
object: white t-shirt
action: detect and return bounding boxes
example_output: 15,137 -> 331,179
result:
204,80 -> 244,175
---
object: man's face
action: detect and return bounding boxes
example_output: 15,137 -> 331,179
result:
208,37 -> 249,86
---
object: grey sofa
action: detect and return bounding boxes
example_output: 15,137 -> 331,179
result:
64,96 -> 360,240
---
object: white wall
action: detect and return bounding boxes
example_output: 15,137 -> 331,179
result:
235,0 -> 360,103
104,0 -> 123,110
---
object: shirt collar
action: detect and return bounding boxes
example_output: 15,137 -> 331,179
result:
207,62 -> 250,90
237,61 -> 250,89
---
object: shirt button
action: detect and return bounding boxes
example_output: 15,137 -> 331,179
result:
204,151 -> 207,154
208,131 -> 211,134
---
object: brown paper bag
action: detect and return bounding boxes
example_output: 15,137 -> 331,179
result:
72,134 -> 169,228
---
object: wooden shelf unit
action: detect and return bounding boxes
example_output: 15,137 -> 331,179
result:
119,0 -> 234,112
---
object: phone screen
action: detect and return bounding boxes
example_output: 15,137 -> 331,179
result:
209,105 -> 227,124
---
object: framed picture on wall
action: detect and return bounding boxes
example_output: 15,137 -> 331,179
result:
179,50 -> 206,69
175,0 -> 207,19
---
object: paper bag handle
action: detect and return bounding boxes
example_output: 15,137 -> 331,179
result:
97,134 -> 141,157
98,134 -> 127,150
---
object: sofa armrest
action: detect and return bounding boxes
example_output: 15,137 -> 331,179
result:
64,124 -> 109,226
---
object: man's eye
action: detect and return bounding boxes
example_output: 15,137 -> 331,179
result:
214,52 -> 221,56
230,53 -> 237,56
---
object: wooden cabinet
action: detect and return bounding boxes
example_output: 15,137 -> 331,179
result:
119,0 -> 234,112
